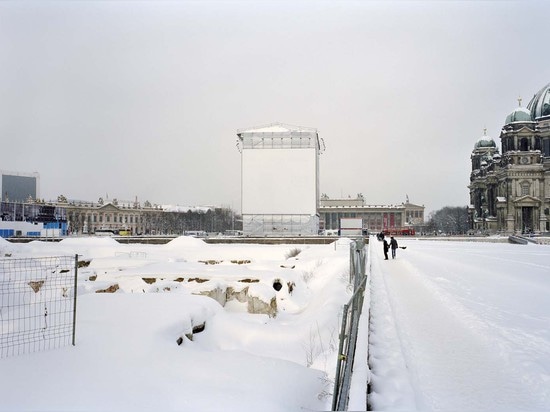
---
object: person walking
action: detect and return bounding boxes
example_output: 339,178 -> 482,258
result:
383,238 -> 390,260
390,236 -> 398,259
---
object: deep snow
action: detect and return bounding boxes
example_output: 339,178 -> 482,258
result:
368,237 -> 550,410
0,236 -> 351,411
1,235 -> 550,411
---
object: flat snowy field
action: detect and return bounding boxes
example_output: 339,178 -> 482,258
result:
1,235 -> 549,411
368,237 -> 550,411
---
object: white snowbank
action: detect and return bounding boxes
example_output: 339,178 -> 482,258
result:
0,236 -> 351,411
2,236 -> 549,411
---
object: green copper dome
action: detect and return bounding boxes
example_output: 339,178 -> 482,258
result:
475,139 -> 496,149
505,107 -> 532,124
474,130 -> 496,149
527,82 -> 550,120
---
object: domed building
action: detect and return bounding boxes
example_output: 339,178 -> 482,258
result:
468,82 -> 550,234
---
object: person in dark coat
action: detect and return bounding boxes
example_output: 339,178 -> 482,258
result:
390,236 -> 398,259
383,238 -> 389,260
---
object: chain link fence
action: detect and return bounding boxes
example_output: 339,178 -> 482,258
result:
0,255 -> 78,358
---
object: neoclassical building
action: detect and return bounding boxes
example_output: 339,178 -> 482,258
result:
469,82 -> 550,234
0,198 -> 240,238
319,194 -> 425,234
66,202 -> 146,235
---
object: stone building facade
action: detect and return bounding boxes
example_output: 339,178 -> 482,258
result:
319,194 -> 425,234
65,202 -> 147,235
469,82 -> 550,234
64,202 -> 237,236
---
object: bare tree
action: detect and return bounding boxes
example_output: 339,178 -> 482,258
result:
427,206 -> 469,235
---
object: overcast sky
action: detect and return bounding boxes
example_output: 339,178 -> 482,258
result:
1,0 -> 549,214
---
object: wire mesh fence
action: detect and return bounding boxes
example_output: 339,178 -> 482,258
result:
0,255 -> 78,358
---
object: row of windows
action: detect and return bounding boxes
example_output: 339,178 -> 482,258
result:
70,213 -> 141,224
502,136 -> 550,156
474,180 -> 532,215
321,212 -> 406,230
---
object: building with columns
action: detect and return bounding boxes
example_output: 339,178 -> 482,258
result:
318,194 -> 425,234
1,198 -> 239,238
66,201 -> 145,235
469,82 -> 550,234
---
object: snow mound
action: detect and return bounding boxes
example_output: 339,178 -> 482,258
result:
163,235 -> 208,250
59,237 -> 121,248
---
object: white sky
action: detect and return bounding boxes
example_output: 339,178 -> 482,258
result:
1,0 -> 549,214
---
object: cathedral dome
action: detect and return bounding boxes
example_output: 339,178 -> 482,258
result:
505,106 -> 531,124
527,82 -> 550,120
474,130 -> 496,149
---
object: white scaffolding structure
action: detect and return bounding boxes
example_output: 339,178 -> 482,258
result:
242,214 -> 320,237
237,123 -> 323,237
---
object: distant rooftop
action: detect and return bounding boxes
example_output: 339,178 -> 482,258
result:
237,122 -> 317,134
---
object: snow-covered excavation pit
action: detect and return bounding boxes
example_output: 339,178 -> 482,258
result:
0,236 -> 352,411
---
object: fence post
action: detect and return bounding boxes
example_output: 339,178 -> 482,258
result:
332,302 -> 349,411
72,254 -> 78,346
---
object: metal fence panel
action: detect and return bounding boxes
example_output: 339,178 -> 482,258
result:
0,255 -> 77,358
332,239 -> 367,411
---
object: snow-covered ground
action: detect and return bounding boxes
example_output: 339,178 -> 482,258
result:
368,237 -> 550,410
1,235 -> 550,411
0,236 -> 352,411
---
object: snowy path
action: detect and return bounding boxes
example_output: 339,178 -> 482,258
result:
368,238 -> 550,411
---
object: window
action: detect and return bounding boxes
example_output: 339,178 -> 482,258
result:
520,137 -> 529,151
521,182 -> 529,196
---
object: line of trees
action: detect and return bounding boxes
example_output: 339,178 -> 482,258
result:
141,207 -> 241,235
424,206 -> 469,235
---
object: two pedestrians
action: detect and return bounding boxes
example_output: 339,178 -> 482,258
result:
381,235 -> 399,260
